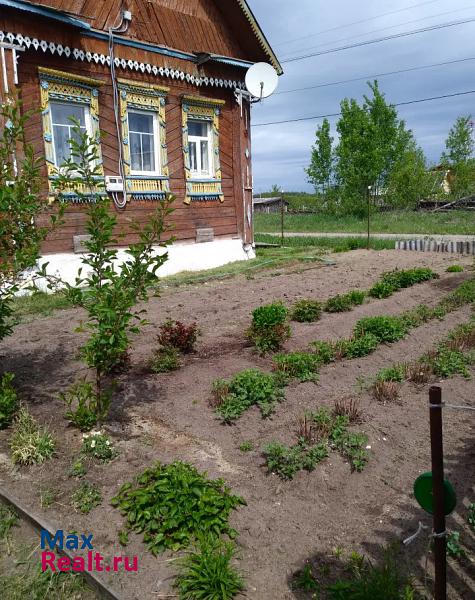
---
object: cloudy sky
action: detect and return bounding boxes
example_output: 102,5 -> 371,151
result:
248,0 -> 475,192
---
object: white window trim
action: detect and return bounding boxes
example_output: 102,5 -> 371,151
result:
188,119 -> 214,179
50,101 -> 92,169
127,108 -> 161,177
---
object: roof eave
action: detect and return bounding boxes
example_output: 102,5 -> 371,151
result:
0,0 -> 91,30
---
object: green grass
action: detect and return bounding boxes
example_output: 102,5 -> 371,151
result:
11,291 -> 73,321
255,210 -> 475,235
256,234 -> 395,251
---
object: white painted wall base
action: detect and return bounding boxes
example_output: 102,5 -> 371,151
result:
28,237 -> 255,292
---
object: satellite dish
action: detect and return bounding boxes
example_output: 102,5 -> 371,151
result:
245,62 -> 279,99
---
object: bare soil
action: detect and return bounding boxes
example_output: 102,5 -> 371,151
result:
1,250 -> 474,600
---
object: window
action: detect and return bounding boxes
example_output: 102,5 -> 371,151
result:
39,67 -> 104,200
188,119 -> 213,178
50,102 -> 90,167
128,109 -> 160,175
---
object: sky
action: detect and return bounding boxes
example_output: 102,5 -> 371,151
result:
248,0 -> 475,192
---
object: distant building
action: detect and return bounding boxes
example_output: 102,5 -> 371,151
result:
253,197 -> 289,214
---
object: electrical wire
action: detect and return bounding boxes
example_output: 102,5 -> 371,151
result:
275,55 -> 475,96
279,5 -> 475,61
109,12 -> 130,209
275,0 -> 443,47
282,17 -> 475,63
253,89 -> 475,127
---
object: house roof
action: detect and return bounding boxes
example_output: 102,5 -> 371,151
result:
7,0 -> 282,74
253,197 -> 288,205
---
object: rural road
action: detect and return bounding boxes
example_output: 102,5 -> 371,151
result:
258,232 -> 475,241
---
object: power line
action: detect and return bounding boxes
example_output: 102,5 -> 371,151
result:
282,17 -> 475,63
253,89 -> 475,127
279,5 -> 475,61
275,0 -> 443,47
276,56 -> 475,96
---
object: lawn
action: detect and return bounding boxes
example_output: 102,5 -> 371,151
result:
255,210 -> 475,235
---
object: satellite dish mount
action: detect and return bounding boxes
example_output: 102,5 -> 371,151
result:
235,62 -> 279,113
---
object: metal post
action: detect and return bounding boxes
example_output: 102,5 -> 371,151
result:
367,185 -> 372,250
281,188 -> 285,247
429,385 -> 447,600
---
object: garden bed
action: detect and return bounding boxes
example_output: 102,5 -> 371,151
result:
1,249 -> 474,600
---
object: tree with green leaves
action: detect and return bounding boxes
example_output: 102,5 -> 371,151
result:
54,124 -> 174,416
335,81 -> 413,216
306,118 -> 334,193
0,97 -> 63,342
441,115 -> 475,199
386,140 -> 432,208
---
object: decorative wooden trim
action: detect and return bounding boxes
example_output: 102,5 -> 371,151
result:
0,30 -> 245,90
182,97 -> 224,205
118,80 -> 170,202
39,67 -> 104,200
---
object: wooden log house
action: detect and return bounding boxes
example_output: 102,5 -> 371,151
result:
0,0 -> 282,279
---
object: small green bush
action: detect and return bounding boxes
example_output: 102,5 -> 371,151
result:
0,373 -> 18,429
311,340 -> 337,364
111,461 -> 246,555
61,380 -> 111,432
376,365 -> 406,382
239,441 -> 254,452
9,407 -> 55,466
382,268 -> 437,289
273,352 -> 321,382
400,303 -> 434,328
325,294 -> 353,313
428,345 -> 472,379
347,290 -> 367,305
81,431 -> 119,462
354,315 -> 407,344
248,302 -> 290,354
263,440 -> 328,480
368,281 -> 396,299
337,432 -> 370,472
71,482 -> 102,514
150,346 -> 181,373
446,265 -> 464,273
174,537 -> 244,600
212,369 -> 285,423
340,333 -> 379,359
291,299 -> 322,323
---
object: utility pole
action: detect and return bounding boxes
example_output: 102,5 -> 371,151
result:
281,188 -> 285,247
367,185 -> 372,250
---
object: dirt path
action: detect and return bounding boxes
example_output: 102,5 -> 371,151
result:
0,250 -> 474,599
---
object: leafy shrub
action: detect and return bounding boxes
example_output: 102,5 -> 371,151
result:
372,380 -> 401,404
428,345 -> 472,379
263,440 -> 328,480
157,320 -> 199,354
311,340 -> 337,364
71,482 -> 102,514
336,432 -> 370,472
239,441 -> 254,452
111,461 -> 246,555
441,278 -> 475,310
382,268 -> 437,289
347,290 -> 367,305
446,265 -> 464,273
0,372 -> 18,429
325,294 -> 353,313
292,299 -> 322,323
368,281 -> 396,299
174,537 -> 244,600
248,302 -> 290,354
354,315 -> 407,344
69,459 -> 87,479
212,369 -> 285,423
340,333 -> 379,359
446,531 -> 465,559
376,365 -> 406,382
400,303 -> 434,328
9,407 -> 55,466
273,352 -> 321,382
150,346 -> 181,373
81,431 -> 119,462
61,380 -> 111,432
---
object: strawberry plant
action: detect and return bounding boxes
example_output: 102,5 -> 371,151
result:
212,369 -> 285,423
111,461 -> 246,555
354,316 -> 407,343
273,352 -> 321,382
291,299 -> 322,323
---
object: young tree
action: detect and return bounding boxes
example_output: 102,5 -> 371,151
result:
306,118 -> 334,193
0,97 -> 62,341
442,116 -> 474,166
386,140 -> 432,209
335,81 -> 412,215
54,125 -> 174,417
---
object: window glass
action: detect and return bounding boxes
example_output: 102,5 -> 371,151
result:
200,140 -> 209,174
128,110 -> 157,173
187,119 -> 212,177
188,121 -> 208,137
51,102 -> 87,166
189,141 -> 198,172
